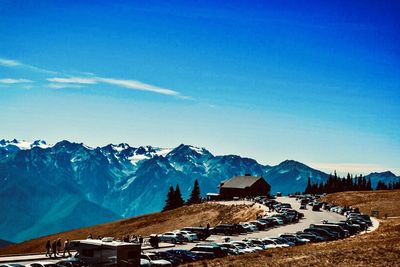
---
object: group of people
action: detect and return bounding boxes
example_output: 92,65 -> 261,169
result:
87,233 -> 144,245
45,238 -> 71,258
121,234 -> 144,244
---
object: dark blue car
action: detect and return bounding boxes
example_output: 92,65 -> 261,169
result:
165,249 -> 204,262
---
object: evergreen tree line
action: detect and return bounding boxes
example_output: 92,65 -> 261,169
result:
376,180 -> 400,190
305,172 -> 372,194
162,179 -> 202,211
304,171 -> 400,194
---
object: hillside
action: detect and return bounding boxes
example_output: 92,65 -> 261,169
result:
0,202 -> 262,256
182,190 -> 400,267
0,239 -> 13,249
323,190 -> 400,217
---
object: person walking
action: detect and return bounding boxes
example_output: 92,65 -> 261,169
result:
56,238 -> 62,255
51,240 -> 57,258
63,239 -> 71,257
45,240 -> 51,257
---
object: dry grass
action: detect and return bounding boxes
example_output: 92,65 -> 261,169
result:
181,190 -> 400,267
0,202 -> 262,256
323,190 -> 400,218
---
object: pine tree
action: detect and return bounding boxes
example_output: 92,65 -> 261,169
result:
366,178 -> 372,190
162,186 -> 176,212
187,179 -> 202,205
304,177 -> 311,194
174,184 -> 184,208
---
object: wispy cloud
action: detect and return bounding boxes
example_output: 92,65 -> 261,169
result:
97,77 -> 179,96
2,57 -> 189,99
47,77 -> 97,84
0,59 -> 21,67
47,83 -> 83,89
0,58 -> 57,74
47,76 -> 183,97
0,78 -> 33,84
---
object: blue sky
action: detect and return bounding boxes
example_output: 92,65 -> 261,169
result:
0,0 -> 399,175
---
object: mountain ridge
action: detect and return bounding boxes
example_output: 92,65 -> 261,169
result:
0,139 -> 398,243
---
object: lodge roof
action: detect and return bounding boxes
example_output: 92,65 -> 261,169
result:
220,175 -> 264,189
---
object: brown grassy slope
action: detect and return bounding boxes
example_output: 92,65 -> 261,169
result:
0,203 -> 262,256
323,190 -> 400,217
182,190 -> 400,267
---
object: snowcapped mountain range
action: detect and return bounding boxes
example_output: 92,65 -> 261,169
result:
0,139 -> 398,243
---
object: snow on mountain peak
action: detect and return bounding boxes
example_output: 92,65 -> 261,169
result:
0,139 -> 52,150
171,144 -> 212,157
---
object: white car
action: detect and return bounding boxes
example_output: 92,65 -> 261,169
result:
230,242 -> 255,254
27,262 -> 58,267
159,232 -> 185,244
176,230 -> 198,241
140,258 -> 151,267
262,238 -> 289,248
242,241 -> 264,251
141,253 -> 172,266
243,238 -> 271,250
231,241 -> 260,252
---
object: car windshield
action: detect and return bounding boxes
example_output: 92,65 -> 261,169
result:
263,240 -> 275,245
148,254 -> 162,260
233,243 -> 245,249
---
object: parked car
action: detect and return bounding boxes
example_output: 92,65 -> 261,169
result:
270,237 -> 295,246
300,203 -> 307,209
27,262 -> 58,267
165,250 -> 203,262
56,258 -> 86,267
323,221 -> 361,235
240,222 -> 258,232
262,238 -> 289,248
242,241 -> 264,251
229,242 -> 254,254
175,230 -> 198,241
249,220 -> 267,230
217,243 -> 241,255
155,251 -> 183,266
190,245 -> 228,258
211,224 -> 236,235
159,232 -> 186,244
312,203 -> 321,211
310,224 -> 349,238
296,232 -> 325,242
279,234 -> 309,245
346,218 -> 368,230
242,238 -> 269,250
304,227 -> 338,240
231,241 -> 258,252
141,253 -> 172,266
267,217 -> 284,225
181,227 -> 211,240
258,217 -> 277,227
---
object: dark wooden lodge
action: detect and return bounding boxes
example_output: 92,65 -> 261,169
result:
219,175 -> 271,199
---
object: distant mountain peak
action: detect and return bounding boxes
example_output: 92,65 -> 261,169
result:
367,171 -> 397,178
172,144 -> 212,157
278,160 -> 307,168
